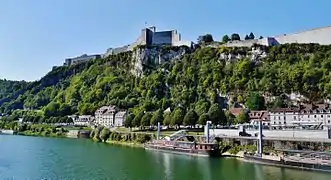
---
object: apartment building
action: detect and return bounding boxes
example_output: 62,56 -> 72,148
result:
269,104 -> 331,129
95,105 -> 126,128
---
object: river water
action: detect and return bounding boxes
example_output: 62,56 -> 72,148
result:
0,135 -> 330,180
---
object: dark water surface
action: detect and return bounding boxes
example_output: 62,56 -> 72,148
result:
0,135 -> 330,180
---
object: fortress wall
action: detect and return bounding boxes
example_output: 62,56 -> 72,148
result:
171,30 -> 181,44
273,26 -> 331,45
153,31 -> 173,45
224,39 -> 260,47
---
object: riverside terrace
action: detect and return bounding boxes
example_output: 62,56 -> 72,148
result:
202,126 -> 331,152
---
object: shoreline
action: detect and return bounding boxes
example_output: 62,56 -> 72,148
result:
105,140 -> 143,148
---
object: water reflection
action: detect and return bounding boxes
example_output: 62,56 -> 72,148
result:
162,152 -> 172,179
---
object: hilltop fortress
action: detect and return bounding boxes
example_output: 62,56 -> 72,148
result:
224,25 -> 331,47
63,25 -> 331,66
64,26 -> 193,66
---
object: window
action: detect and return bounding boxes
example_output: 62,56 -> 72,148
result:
308,115 -> 310,118
328,120 -> 331,124
274,116 -> 276,120
314,115 -> 317,118
294,116 -> 296,120
278,116 -> 280,120
328,115 -> 330,118
321,115 -> 324,118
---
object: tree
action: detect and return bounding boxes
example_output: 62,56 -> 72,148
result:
222,35 -> 230,43
244,35 -> 250,40
141,112 -> 153,127
100,128 -> 111,142
170,108 -> 184,128
44,102 -> 60,117
194,100 -> 210,116
246,93 -> 266,110
248,32 -> 255,40
271,97 -> 287,109
163,112 -> 171,127
124,113 -> 135,128
235,110 -> 249,124
208,103 -> 226,125
231,33 -> 241,41
197,34 -> 214,44
183,110 -> 198,127
198,113 -> 209,125
150,109 -> 163,126
259,36 -> 263,39
225,110 -> 235,125
132,111 -> 144,127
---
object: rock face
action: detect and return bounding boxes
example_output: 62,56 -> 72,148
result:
219,47 -> 267,62
131,46 -> 189,76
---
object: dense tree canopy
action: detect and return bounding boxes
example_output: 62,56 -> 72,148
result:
1,43 -> 331,127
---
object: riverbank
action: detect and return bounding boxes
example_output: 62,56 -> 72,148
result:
16,131 -> 67,138
105,140 -> 143,148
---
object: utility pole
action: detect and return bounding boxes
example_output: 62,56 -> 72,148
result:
258,120 -> 263,156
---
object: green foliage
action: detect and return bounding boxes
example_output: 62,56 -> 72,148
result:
198,113 -> 209,125
208,103 -> 226,125
141,112 -> 153,127
235,110 -> 249,124
225,110 -> 235,125
231,33 -> 241,41
249,32 -> 255,40
124,113 -> 135,128
198,34 -> 214,44
163,111 -> 171,126
246,93 -> 266,110
222,35 -> 230,43
170,108 -> 185,127
100,128 -> 111,142
2,43 -> 331,129
150,109 -> 163,126
183,110 -> 198,126
132,111 -> 144,127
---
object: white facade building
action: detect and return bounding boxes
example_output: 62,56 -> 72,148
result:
269,104 -> 331,129
74,115 -> 93,126
95,105 -> 126,128
114,111 -> 127,127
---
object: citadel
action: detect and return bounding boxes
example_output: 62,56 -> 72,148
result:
63,25 -> 331,66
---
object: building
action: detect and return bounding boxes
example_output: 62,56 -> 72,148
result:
269,104 -> 331,129
248,110 -> 269,126
104,26 -> 193,57
114,111 -> 127,127
223,25 -> 331,48
73,115 -> 93,126
95,106 -> 126,128
64,54 -> 101,66
229,108 -> 244,117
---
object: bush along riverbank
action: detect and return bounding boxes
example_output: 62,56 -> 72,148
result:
219,143 -> 277,158
90,126 -> 153,147
16,124 -> 68,138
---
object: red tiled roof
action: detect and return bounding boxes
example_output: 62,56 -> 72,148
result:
249,111 -> 269,121
229,108 -> 243,116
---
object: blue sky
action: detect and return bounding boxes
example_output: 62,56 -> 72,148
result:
0,0 -> 330,81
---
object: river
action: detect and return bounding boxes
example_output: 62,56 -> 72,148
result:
0,135 -> 330,180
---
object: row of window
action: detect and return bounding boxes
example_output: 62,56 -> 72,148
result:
272,120 -> 331,125
273,114 -> 331,120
